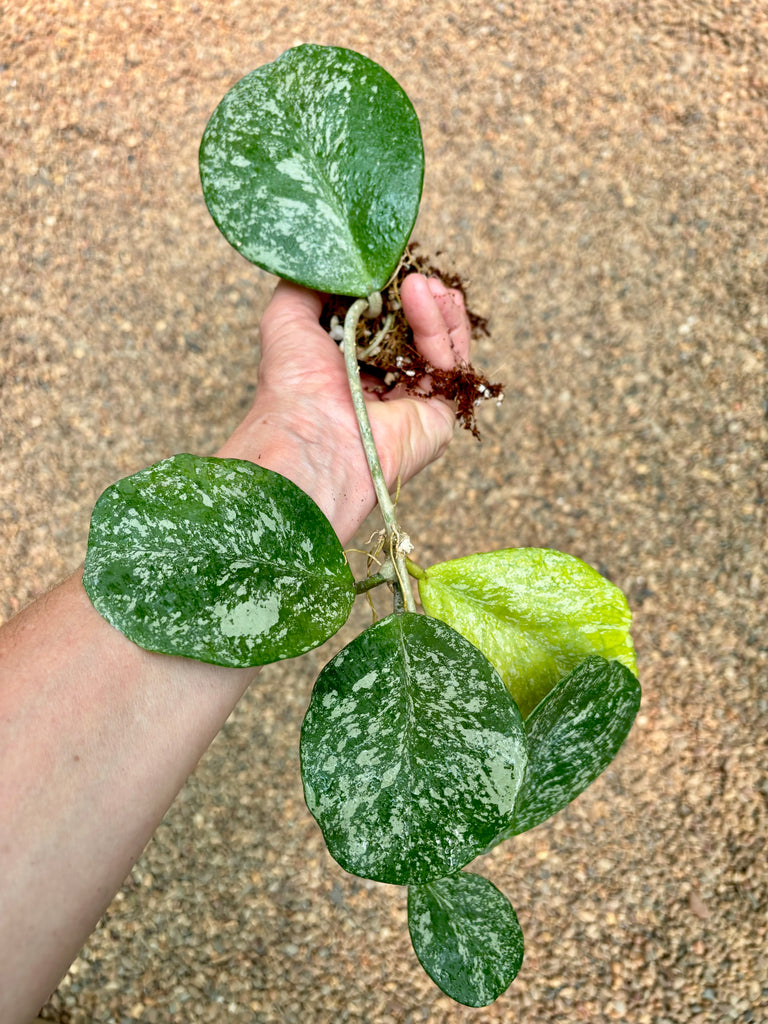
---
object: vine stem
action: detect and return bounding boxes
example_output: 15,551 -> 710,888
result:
343,295 -> 416,613
354,560 -> 397,595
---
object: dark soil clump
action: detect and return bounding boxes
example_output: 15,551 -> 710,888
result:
321,243 -> 504,438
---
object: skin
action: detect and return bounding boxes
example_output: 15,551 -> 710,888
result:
0,273 -> 471,1023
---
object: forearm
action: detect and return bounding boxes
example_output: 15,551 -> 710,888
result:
0,571 -> 256,1020
0,425 -> 365,1022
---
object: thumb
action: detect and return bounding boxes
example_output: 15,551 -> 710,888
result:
258,280 -> 334,363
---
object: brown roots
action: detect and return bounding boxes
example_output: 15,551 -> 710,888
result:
321,243 -> 504,438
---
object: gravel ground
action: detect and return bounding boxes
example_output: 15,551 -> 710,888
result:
3,1 -> 766,1022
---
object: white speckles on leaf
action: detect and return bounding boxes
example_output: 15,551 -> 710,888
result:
83,454 -> 355,666
214,593 -> 280,638
355,748 -> 377,768
504,655 -> 641,838
352,671 -> 377,692
408,872 -> 524,1007
300,613 -> 528,885
199,44 -> 424,296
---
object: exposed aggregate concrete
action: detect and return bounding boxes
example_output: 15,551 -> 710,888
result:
2,2 -> 766,1022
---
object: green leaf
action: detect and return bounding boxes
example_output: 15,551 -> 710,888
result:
408,871 -> 524,1007
502,655 -> 641,838
83,454 -> 354,666
300,612 -> 527,885
199,44 -> 424,296
418,548 -> 636,719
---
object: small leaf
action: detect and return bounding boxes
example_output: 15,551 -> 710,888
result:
408,871 -> 524,1007
418,548 -> 636,718
503,655 -> 641,838
300,613 -> 527,885
83,454 -> 354,666
199,44 -> 424,296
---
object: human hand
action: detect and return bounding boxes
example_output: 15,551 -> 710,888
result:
0,276 -> 471,1024
216,273 -> 471,544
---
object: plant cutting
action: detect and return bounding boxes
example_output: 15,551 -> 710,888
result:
82,44 -> 641,1008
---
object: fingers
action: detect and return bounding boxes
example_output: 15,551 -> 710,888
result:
400,273 -> 471,370
261,276 -> 471,377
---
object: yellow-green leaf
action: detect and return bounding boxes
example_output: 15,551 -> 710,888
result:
418,548 -> 635,718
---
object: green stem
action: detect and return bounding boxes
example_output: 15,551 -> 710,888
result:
343,295 -> 415,614
354,561 -> 397,595
406,558 -> 427,580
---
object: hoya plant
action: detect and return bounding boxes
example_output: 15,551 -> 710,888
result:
83,44 -> 640,1007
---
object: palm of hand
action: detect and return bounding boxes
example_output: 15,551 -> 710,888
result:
256,277 -> 470,491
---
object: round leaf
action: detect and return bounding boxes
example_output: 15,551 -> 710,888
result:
418,548 -> 636,718
83,454 -> 354,666
300,612 -> 527,885
199,44 -> 424,296
505,655 -> 641,837
408,871 -> 524,1007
